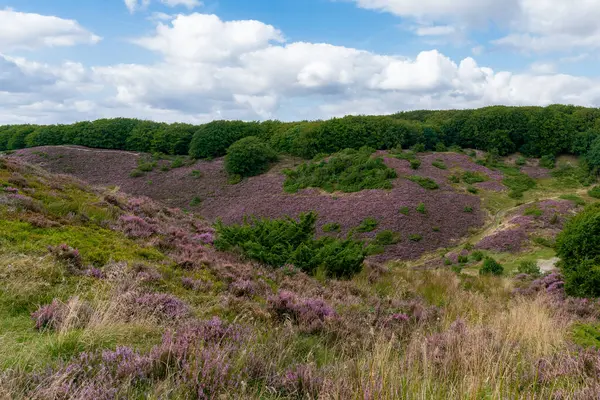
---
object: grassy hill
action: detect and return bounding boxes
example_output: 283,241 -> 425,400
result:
1,146 -> 600,398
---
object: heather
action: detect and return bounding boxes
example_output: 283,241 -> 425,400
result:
283,147 -> 397,193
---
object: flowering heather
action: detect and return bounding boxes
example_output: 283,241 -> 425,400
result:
84,267 -> 105,279
31,299 -> 65,331
268,290 -> 336,333
48,244 -> 83,271
117,215 -> 158,238
133,292 -> 190,321
2,186 -> 18,193
229,279 -> 257,297
276,363 -> 324,398
476,228 -> 528,252
182,277 -> 213,292
193,232 -> 215,245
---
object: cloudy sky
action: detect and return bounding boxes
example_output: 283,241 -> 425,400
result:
1,0 -> 599,124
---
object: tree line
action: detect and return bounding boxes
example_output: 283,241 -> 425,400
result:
2,105 -> 600,167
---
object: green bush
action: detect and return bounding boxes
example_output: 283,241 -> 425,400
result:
284,147 -> 397,193
129,169 -> 144,178
462,171 -> 488,184
357,217 -> 379,233
556,204 -> 600,297
524,206 -> 543,217
189,120 -> 263,159
467,186 -> 478,194
224,136 -> 278,177
408,176 -> 439,190
408,234 -> 423,242
399,206 -> 410,215
374,230 -> 401,246
432,160 -> 447,170
448,175 -> 460,184
588,186 -> 600,199
471,251 -> 485,262
502,170 -> 536,198
464,206 -> 474,213
416,203 -> 427,214
516,156 -> 527,166
410,159 -> 422,170
214,212 -> 365,278
517,260 -> 541,276
539,155 -> 556,169
559,194 -> 586,206
322,223 -> 341,233
479,257 -> 504,276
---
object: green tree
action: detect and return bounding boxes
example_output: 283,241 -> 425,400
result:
225,136 -> 278,177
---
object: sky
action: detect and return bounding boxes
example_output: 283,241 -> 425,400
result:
1,0 -> 600,124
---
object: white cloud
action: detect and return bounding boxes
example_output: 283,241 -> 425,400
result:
0,9 -> 100,51
124,0 -> 202,13
3,11 -> 600,124
413,25 -> 456,36
348,0 -> 600,53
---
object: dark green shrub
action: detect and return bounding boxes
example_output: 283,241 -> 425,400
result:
365,244 -> 385,256
190,196 -> 202,207
451,265 -> 463,274
374,230 -> 401,246
284,147 -> 397,193
458,255 -> 469,264
515,156 -> 527,166
416,203 -> 427,214
411,143 -> 426,153
479,257 -> 504,276
448,175 -> 460,184
410,159 -> 422,170
432,226 -> 440,232
539,155 -> 556,169
408,176 -> 439,190
503,170 -> 536,198
524,206 -> 543,217
191,170 -> 202,179
129,169 -> 144,178
517,260 -> 541,276
464,206 -> 474,213
399,206 -> 410,215
357,217 -> 378,233
432,160 -> 447,170
588,186 -> 600,199
462,171 -> 488,184
533,236 -> 556,248
467,186 -> 478,194
408,234 -> 423,242
214,212 -> 365,278
322,223 -> 341,233
225,136 -> 278,177
471,251 -> 485,262
556,204 -> 600,297
435,142 -> 447,152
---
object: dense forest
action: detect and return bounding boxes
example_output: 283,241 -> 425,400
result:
2,105 -> 600,169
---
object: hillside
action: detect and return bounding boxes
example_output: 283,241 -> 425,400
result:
2,145 -> 600,399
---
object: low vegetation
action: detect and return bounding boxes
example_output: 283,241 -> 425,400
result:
408,176 -> 439,190
225,136 -> 278,177
284,147 -> 397,193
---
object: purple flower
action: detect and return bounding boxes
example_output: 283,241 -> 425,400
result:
117,215 -> 158,238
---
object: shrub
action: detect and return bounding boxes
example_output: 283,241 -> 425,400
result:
435,142 -> 447,152
322,223 -> 341,233
190,196 -> 202,207
462,171 -> 488,184
191,170 -> 202,179
268,291 -> 336,333
503,170 -> 536,198
129,169 -> 144,178
410,159 -> 422,170
215,212 -> 365,278
556,204 -> 600,297
416,203 -> 427,214
408,176 -> 439,190
480,257 -> 504,276
471,251 -> 485,262
524,206 -> 543,217
284,147 -> 397,193
357,217 -> 378,233
411,143 -> 426,153
225,136 -> 278,177
533,236 -> 556,248
464,206 -> 474,213
539,155 -> 556,169
374,230 -> 401,246
432,160 -> 447,170
516,156 -> 527,166
409,234 -> 423,242
467,186 -> 478,194
458,255 -> 469,264
448,174 -> 460,184
399,206 -> 410,215
517,260 -> 541,276
588,186 -> 600,199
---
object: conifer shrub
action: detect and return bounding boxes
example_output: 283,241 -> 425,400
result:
374,230 -> 401,246
214,212 -> 365,278
480,257 -> 504,276
224,136 -> 278,177
408,176 -> 439,190
283,147 -> 397,193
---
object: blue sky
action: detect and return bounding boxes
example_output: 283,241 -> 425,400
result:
0,0 -> 599,124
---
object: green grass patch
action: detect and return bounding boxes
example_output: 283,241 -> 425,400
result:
357,217 -> 378,233
572,323 -> 600,349
374,230 -> 401,246
408,176 -> 439,190
284,147 -> 397,193
559,194 -> 586,206
432,160 -> 447,170
462,171 -> 488,185
588,186 -> 600,199
501,168 -> 536,199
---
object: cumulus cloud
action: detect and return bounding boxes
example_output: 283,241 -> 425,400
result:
2,11 -> 600,124
348,0 -> 600,53
0,9 -> 100,50
124,0 -> 202,13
